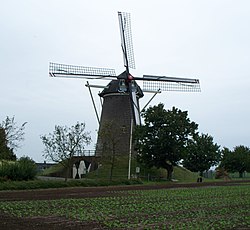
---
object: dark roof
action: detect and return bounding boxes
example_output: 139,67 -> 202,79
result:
99,79 -> 144,98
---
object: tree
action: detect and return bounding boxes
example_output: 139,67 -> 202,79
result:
182,133 -> 221,176
220,145 -> 250,178
134,103 -> 198,180
0,116 -> 27,160
0,128 -> 15,160
41,122 -> 91,181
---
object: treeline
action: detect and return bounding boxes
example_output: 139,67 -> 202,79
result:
134,103 -> 250,180
1,106 -> 250,182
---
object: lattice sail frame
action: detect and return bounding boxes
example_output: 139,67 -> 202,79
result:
49,62 -> 116,79
142,80 -> 201,92
141,74 -> 201,92
118,12 -> 136,69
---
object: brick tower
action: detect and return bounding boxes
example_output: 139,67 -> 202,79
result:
95,79 -> 143,156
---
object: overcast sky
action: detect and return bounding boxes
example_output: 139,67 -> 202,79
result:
1,0 -> 250,162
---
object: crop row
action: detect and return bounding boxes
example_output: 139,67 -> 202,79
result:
0,185 -> 249,229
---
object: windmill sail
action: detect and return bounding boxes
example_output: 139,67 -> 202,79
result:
131,87 -> 141,125
140,75 -> 201,92
49,62 -> 116,80
118,12 -> 135,69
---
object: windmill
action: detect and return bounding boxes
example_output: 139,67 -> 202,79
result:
49,12 -> 200,157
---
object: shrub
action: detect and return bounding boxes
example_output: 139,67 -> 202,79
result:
17,156 -> 37,180
0,157 -> 37,181
0,161 -> 16,180
215,167 -> 230,180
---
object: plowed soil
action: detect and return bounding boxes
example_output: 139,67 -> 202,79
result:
0,180 -> 249,230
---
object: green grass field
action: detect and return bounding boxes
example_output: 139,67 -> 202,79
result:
0,185 -> 249,229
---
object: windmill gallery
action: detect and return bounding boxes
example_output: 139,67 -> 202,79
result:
49,12 -> 200,178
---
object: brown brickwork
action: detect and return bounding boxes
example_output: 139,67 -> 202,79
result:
96,80 -> 143,157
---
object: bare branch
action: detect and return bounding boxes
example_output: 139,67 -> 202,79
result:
0,116 -> 27,150
41,122 -> 91,164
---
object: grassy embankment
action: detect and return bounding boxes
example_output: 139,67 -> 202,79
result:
0,156 -> 211,190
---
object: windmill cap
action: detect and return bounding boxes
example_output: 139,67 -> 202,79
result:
99,79 -> 144,98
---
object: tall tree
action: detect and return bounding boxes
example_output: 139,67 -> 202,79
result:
0,128 -> 16,160
182,133 -> 221,176
41,122 -> 91,181
0,116 -> 27,160
134,103 -> 198,180
220,145 -> 250,178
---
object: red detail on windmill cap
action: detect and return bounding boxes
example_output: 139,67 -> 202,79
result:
128,74 -> 134,81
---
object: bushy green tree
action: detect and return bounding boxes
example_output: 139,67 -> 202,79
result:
182,133 -> 221,176
220,145 -> 250,178
41,122 -> 91,181
134,103 -> 198,180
